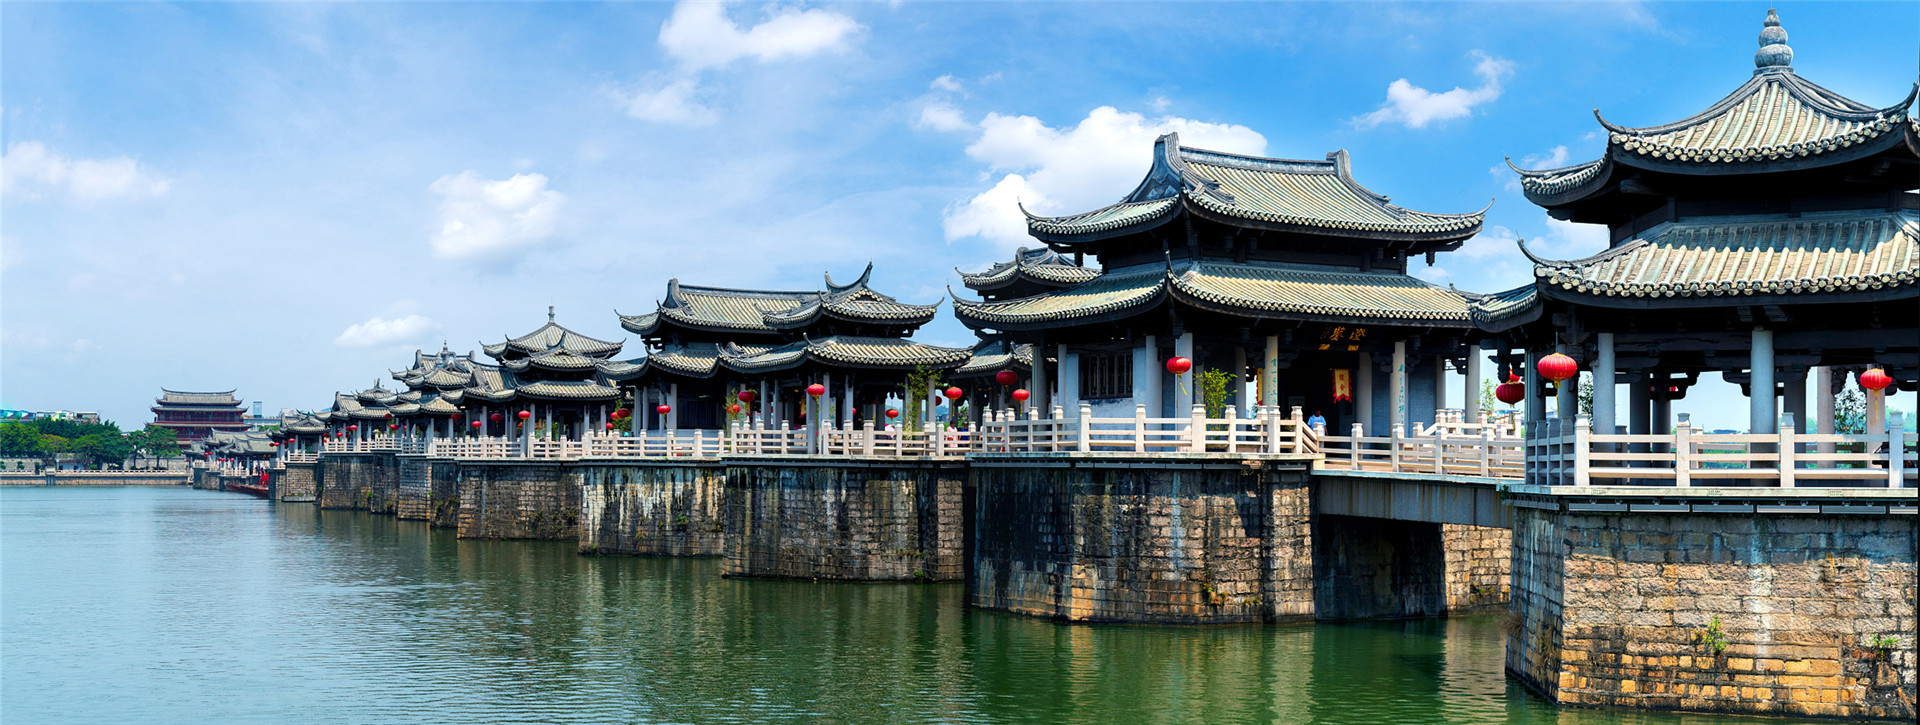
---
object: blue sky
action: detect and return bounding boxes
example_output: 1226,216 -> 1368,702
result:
4,1 -> 1915,429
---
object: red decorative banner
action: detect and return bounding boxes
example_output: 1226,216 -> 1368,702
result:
1332,369 -> 1353,402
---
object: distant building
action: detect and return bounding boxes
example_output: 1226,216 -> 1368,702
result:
151,389 -> 248,445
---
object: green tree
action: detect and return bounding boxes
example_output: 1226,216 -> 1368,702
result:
1198,368 -> 1235,419
1834,386 -> 1866,434
904,366 -> 946,432
71,433 -> 136,468
0,422 -> 44,457
131,426 -> 182,457
1577,371 -> 1594,416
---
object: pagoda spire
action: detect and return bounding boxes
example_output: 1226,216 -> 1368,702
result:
1755,8 -> 1792,71
548,305 -> 556,322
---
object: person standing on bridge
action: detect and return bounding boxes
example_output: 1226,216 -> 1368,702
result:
1307,411 -> 1326,431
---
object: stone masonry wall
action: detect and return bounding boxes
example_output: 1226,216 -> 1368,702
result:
1507,507 -> 1916,721
580,461 -> 726,557
970,457 -> 1314,625
428,461 -> 461,529
1444,523 -> 1511,613
278,462 -> 317,501
1312,515 -> 1446,621
316,453 -> 399,512
396,456 -> 433,521
456,462 -> 580,540
723,458 -> 965,581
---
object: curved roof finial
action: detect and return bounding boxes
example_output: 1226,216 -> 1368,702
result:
547,305 -> 556,322
1755,8 -> 1792,71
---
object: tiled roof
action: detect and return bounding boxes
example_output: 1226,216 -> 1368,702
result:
1509,158 -> 1609,198
1169,261 -> 1473,325
282,412 -> 328,434
1467,285 -> 1542,327
719,336 -> 970,373
957,247 -> 1102,291
1526,212 -> 1919,300
483,310 -> 622,360
598,342 -> 761,381
155,389 -> 241,407
954,340 -> 1035,376
952,268 -> 1167,328
623,280 -> 817,335
762,288 -> 939,329
501,348 -> 604,373
512,379 -> 623,401
1026,134 -> 1485,241
353,382 -> 398,406
1597,70 -> 1913,166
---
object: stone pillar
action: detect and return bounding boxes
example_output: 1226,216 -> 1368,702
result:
1263,335 -> 1281,410
1653,397 -> 1671,436
1233,346 -> 1248,412
1525,350 -> 1546,428
668,383 -> 680,431
1554,343 -> 1574,420
1032,332 -> 1050,413
1057,343 -> 1079,413
1356,352 -> 1375,435
1134,336 -> 1160,417
1463,349 -> 1481,423
1174,332 -> 1195,412
1813,366 -> 1833,463
842,374 -> 854,430
1593,332 -> 1616,434
1750,328 -> 1775,434
1391,340 -> 1408,432
1433,355 -> 1448,414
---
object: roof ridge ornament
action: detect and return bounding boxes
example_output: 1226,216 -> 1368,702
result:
1755,8 -> 1792,72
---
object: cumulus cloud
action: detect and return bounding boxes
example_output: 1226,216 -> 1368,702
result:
659,1 -> 863,71
427,171 -> 565,260
916,101 -> 971,132
1,141 -> 170,202
942,106 -> 1266,249
929,75 -> 963,93
619,75 -> 718,125
335,314 -> 439,347
1354,51 -> 1513,129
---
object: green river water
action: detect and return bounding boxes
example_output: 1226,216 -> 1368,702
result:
1,487 -> 1814,724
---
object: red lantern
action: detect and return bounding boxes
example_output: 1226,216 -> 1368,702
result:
451,412 -> 462,419
728,404 -> 742,415
604,422 -> 614,430
1166,356 -> 1192,375
472,420 -> 483,428
1012,389 -> 1030,402
1537,353 -> 1578,383
612,409 -> 630,420
384,412 -> 393,419
738,390 -> 757,403
930,397 -> 941,406
807,384 -> 826,397
388,424 -> 398,430
517,410 -> 531,421
1494,380 -> 1526,405
348,425 -> 358,431
995,370 -> 1018,386
490,413 -> 504,422
885,408 -> 900,419
1860,368 -> 1894,392
656,404 -> 671,415
945,387 -> 963,401
269,442 -> 279,447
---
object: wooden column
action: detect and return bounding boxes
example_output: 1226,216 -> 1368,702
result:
1463,347 -> 1481,424
1262,335 -> 1280,411
1593,332 -> 1616,434
1751,328 -> 1776,435
1356,352 -> 1375,435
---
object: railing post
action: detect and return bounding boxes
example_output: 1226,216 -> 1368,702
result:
1077,403 -> 1092,453
1190,404 -> 1205,452
1390,424 -> 1405,472
1573,416 -> 1591,487
1778,412 -> 1796,488
1350,423 -> 1363,469
1050,404 -> 1064,452
1890,413 -> 1906,489
1674,420 -> 1692,488
1121,404 -> 1136,450
1478,427 -> 1492,477
1266,407 -> 1283,454
863,420 -> 875,456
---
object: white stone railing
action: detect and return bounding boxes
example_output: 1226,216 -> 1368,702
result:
974,404 -> 1314,455
1527,415 -> 1916,488
1319,422 -> 1526,479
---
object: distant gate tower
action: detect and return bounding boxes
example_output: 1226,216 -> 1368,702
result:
150,389 -> 249,444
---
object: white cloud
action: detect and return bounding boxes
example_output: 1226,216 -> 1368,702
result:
618,75 -> 718,126
916,102 -> 971,132
427,171 -> 565,260
942,106 -> 1266,249
1534,215 -> 1608,259
1491,144 -> 1571,190
1354,51 -> 1513,129
335,314 -> 438,348
930,75 -> 963,93
1,141 -> 170,202
659,1 -> 864,71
